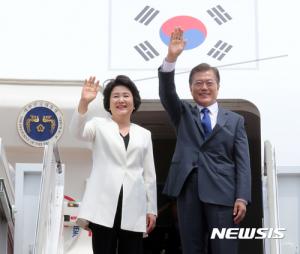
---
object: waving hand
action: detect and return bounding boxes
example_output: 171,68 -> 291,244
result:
166,27 -> 186,63
78,76 -> 100,114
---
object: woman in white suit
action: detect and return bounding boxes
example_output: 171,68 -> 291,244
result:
70,75 -> 157,254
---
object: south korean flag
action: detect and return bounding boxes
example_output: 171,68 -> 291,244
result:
108,0 -> 258,72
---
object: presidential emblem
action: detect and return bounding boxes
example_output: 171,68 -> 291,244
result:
17,100 -> 64,147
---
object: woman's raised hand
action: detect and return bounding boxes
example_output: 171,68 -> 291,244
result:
78,76 -> 100,114
81,76 -> 100,104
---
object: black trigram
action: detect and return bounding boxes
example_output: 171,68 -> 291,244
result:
207,5 -> 232,25
134,41 -> 159,61
134,6 -> 160,25
207,40 -> 233,61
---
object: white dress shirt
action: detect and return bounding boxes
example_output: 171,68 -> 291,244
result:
197,102 -> 218,129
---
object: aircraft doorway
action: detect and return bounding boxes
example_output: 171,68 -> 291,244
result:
132,99 -> 263,254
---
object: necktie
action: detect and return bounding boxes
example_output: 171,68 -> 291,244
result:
201,108 -> 212,138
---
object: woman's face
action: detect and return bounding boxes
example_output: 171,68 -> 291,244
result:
109,85 -> 134,118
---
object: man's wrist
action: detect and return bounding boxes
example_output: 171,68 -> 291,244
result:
161,59 -> 176,72
236,198 -> 248,205
166,55 -> 177,63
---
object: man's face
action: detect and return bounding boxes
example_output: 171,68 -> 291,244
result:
190,70 -> 220,107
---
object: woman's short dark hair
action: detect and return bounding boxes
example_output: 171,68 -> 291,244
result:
189,63 -> 220,85
103,75 -> 141,114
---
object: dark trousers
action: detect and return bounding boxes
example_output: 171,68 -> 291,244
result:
89,188 -> 143,254
177,170 -> 238,254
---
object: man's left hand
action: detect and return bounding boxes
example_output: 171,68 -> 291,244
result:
233,200 -> 247,225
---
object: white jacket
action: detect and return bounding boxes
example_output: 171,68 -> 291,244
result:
69,111 -> 157,232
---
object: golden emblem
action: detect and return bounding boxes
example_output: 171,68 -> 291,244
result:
36,124 -> 45,132
25,115 -> 56,134
26,115 -> 39,133
42,115 -> 56,134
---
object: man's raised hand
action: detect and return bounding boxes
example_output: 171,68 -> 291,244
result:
166,27 -> 186,63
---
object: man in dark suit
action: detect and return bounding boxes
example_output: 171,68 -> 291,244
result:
158,27 -> 251,254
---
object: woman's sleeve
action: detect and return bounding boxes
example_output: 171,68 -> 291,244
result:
143,131 -> 157,215
69,110 -> 96,142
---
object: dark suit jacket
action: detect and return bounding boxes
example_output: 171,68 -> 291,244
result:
159,69 -> 251,206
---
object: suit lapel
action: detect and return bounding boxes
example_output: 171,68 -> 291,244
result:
126,123 -> 135,155
204,107 -> 228,143
191,106 -> 206,145
107,118 -> 128,161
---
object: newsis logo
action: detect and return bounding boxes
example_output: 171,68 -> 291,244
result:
211,228 -> 286,239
